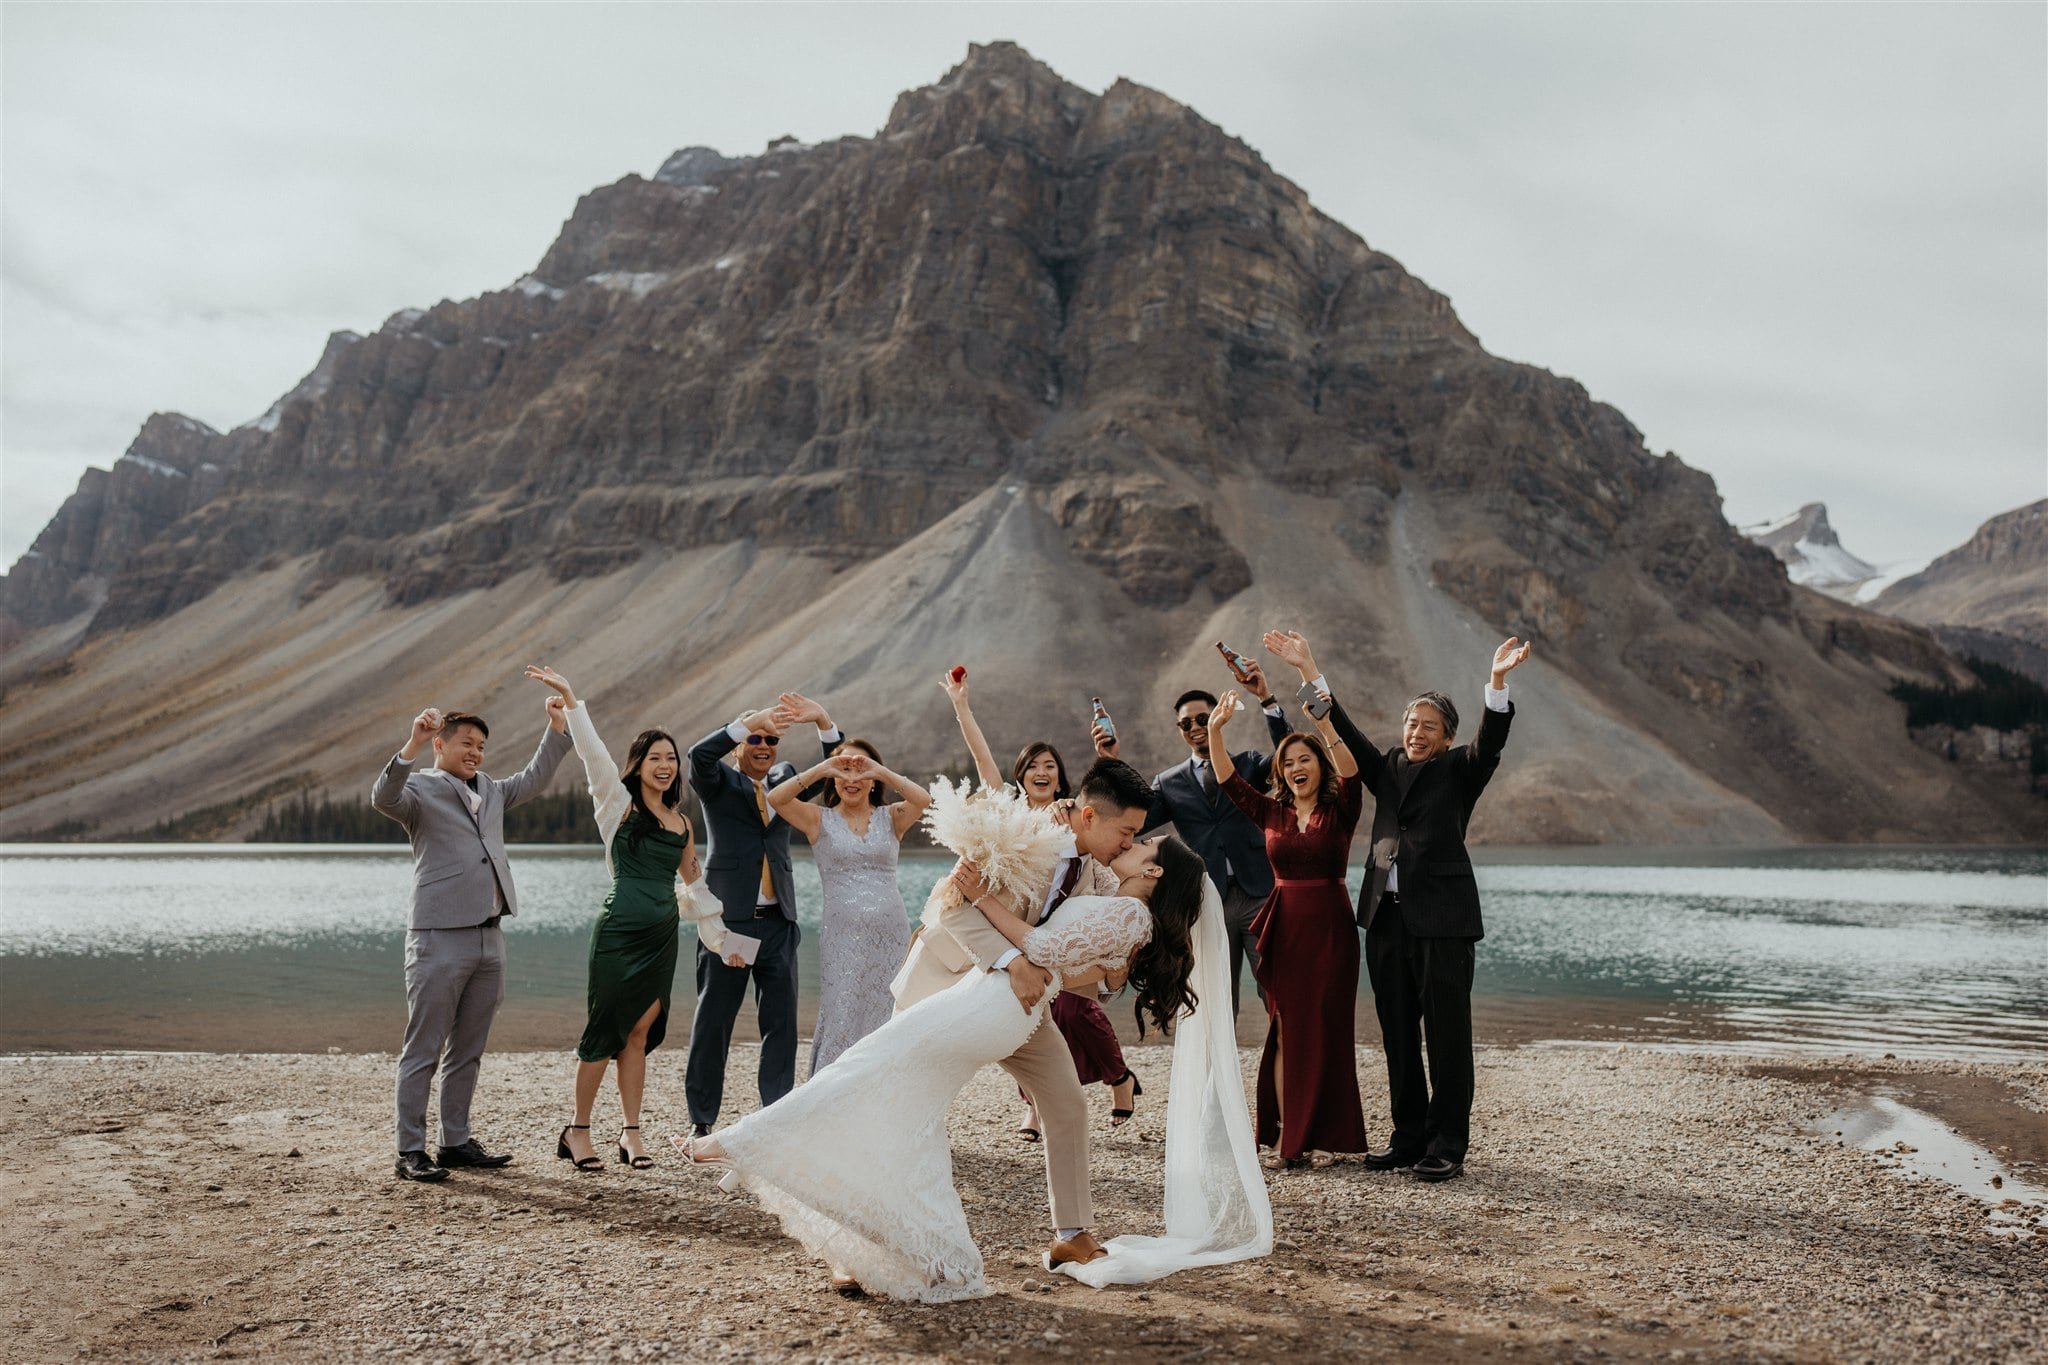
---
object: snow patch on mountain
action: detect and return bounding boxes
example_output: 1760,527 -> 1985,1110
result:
1741,502 -> 1883,598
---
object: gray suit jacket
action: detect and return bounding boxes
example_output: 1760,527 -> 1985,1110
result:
370,727 -> 573,930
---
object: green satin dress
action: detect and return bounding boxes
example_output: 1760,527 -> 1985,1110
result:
577,820 -> 686,1063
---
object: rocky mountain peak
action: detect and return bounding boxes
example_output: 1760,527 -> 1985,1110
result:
4,45 -> 2035,846
653,145 -> 748,188
1742,502 -> 1878,595
1945,499 -> 2047,568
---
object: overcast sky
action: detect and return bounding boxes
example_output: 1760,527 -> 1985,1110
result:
3,3 -> 2042,570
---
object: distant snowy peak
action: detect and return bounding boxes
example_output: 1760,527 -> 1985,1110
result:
1741,502 -> 1882,597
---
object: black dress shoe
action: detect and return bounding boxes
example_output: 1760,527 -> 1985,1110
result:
1364,1148 -> 1424,1171
691,1122 -> 712,1138
395,1151 -> 448,1182
1413,1156 -> 1464,1183
435,1138 -> 513,1169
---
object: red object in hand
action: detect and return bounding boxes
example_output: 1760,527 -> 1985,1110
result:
949,665 -> 968,684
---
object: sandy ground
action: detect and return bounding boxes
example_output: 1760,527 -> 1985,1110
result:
5,1045 -> 2044,1363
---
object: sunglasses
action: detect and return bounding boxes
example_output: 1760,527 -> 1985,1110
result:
744,735 -> 780,747
1176,713 -> 1212,732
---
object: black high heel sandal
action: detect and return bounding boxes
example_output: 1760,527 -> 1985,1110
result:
1109,1070 -> 1144,1127
556,1124 -> 603,1171
616,1125 -> 654,1169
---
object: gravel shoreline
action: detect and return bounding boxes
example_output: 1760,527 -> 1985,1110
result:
6,1045 -> 2043,1362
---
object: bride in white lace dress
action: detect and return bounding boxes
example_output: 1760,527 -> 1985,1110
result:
675,784 -> 1240,1302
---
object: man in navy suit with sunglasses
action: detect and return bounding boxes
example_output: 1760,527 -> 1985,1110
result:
684,692 -> 843,1135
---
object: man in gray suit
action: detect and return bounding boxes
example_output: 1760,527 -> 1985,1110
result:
372,700 -> 572,1181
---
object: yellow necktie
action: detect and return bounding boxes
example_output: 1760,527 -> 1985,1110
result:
753,780 -> 775,901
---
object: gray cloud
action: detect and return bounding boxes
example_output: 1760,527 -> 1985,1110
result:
3,2 -> 2041,568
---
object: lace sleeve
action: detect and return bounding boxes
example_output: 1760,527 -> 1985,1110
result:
1023,895 -> 1153,972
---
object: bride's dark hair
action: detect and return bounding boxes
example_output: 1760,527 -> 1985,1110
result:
1128,836 -> 1205,1038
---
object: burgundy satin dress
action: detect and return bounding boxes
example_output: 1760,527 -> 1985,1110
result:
1225,770 -> 1370,1158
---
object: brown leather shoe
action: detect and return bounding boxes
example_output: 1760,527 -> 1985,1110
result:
1045,1230 -> 1108,1270
829,1272 -> 866,1298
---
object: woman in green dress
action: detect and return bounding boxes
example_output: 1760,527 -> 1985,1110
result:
526,665 -> 721,1171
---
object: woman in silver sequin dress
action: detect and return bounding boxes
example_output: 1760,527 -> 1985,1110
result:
767,739 -> 931,1075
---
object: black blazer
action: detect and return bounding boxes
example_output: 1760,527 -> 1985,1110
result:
687,725 -> 837,926
1327,695 -> 1512,941
1138,704 -> 1292,898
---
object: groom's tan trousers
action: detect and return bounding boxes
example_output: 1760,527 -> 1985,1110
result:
996,1012 -> 1090,1229
893,867 -> 1112,1232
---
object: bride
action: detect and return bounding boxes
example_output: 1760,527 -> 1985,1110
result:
675,781 -> 1272,1301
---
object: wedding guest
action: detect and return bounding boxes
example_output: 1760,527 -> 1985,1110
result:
767,738 -> 930,1075
1272,629 -> 1527,1184
1207,678 -> 1370,1168
523,666 -> 721,1172
370,695 -> 571,1182
683,692 -> 843,1135
946,673 -> 1143,1135
1092,662 -> 1292,1018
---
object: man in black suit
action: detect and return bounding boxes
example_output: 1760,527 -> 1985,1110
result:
1093,665 -> 1291,1017
1269,629 -> 1529,1183
683,692 -> 843,1134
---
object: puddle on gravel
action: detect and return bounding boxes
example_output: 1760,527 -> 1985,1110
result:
1815,1093 -> 2048,1237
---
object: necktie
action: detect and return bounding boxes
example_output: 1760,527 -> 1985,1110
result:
1045,856 -> 1085,920
1198,758 -> 1218,804
753,780 -> 776,901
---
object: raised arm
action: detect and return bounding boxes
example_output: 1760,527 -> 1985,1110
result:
1206,689 -> 1245,788
862,757 -> 934,840
1315,710 -> 1359,780
527,666 -> 626,842
370,708 -> 440,826
941,670 -> 1006,789
498,699 -> 573,810
690,706 -> 789,799
1268,628 -> 1387,788
765,757 -> 835,841
777,691 -> 845,799
1464,637 -> 1527,787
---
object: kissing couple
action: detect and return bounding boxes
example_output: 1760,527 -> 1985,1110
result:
674,766 -> 1272,1300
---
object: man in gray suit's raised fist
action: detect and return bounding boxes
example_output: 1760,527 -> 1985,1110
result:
372,698 -> 572,1181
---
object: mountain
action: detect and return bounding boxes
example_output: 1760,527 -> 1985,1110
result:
1870,500 -> 2048,684
0,43 -> 2037,845
1739,503 -> 1879,598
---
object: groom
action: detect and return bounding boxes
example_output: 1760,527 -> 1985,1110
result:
371,699 -> 571,1182
894,757 -> 1154,1270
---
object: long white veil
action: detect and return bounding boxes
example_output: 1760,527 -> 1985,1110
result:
1054,877 -> 1273,1286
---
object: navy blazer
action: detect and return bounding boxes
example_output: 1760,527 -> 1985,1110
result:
1326,695 -> 1512,940
687,725 -> 837,925
1137,703 -> 1292,898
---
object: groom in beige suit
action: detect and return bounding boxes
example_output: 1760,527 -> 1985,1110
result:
892,757 -> 1154,1269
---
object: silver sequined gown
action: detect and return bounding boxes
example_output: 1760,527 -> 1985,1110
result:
807,805 -> 911,1075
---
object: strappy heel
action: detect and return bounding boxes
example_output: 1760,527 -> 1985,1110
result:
556,1124 -> 603,1172
1109,1070 -> 1144,1127
667,1132 -> 733,1169
616,1124 -> 654,1169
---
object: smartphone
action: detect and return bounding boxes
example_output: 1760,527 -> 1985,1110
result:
1297,680 -> 1333,720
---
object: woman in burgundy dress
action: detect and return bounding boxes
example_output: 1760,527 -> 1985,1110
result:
1208,685 -> 1368,1167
